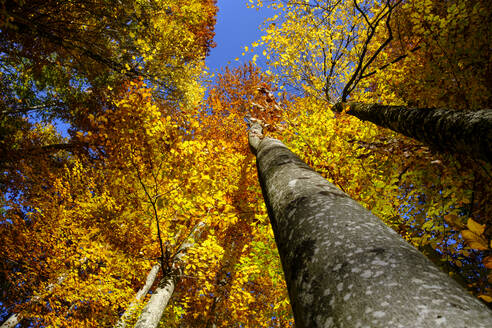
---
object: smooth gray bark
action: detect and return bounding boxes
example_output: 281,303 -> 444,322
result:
336,102 -> 492,164
249,124 -> 492,328
0,313 -> 20,328
133,275 -> 175,328
115,263 -> 161,328
132,222 -> 205,328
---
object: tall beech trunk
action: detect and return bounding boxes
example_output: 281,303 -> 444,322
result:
248,122 -> 492,328
335,103 -> 492,164
115,263 -> 161,328
132,222 -> 205,328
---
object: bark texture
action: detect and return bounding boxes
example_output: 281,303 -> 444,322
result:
249,124 -> 492,328
132,222 -> 205,328
115,263 -> 161,328
133,275 -> 175,328
0,314 -> 20,328
344,103 -> 492,164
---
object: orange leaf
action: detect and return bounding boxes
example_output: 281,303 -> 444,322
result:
484,256 -> 492,269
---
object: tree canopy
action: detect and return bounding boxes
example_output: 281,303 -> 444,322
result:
1,0 -> 491,327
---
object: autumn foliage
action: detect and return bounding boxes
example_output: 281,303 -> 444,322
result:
250,0 -> 492,304
1,0 -> 491,327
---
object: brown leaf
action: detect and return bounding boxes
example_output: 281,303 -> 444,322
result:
443,214 -> 463,229
484,256 -> 492,269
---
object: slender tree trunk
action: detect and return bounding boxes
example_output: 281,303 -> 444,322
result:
0,313 -> 20,328
1,258 -> 87,328
248,122 -> 492,328
114,263 -> 161,328
133,275 -> 175,328
335,103 -> 492,164
132,222 -> 205,328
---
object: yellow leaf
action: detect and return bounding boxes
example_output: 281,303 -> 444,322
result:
478,295 -> 492,302
461,230 -> 488,250
467,218 -> 485,235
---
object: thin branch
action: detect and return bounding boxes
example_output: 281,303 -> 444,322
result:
130,154 -> 167,277
353,0 -> 372,29
342,0 -> 403,101
360,44 -> 421,79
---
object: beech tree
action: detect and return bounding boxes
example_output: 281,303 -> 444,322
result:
248,120 -> 492,327
332,103 -> 492,164
2,0 -> 492,326
0,0 -> 216,173
0,1 -> 223,326
115,263 -> 161,328
250,0 -> 492,161
251,0 -> 492,303
132,223 -> 205,328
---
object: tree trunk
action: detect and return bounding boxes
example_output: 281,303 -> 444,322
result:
114,263 -> 161,328
132,222 -> 205,328
0,313 -> 20,328
336,102 -> 492,164
1,257 -> 87,328
133,275 -> 175,328
248,123 -> 492,328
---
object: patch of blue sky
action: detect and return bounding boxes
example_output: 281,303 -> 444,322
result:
205,1 -> 273,72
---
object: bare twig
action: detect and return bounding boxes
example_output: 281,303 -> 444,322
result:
342,0 -> 403,101
130,154 -> 167,277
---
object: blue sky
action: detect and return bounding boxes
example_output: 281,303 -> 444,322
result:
205,1 -> 273,71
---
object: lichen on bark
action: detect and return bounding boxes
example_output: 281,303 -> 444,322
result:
249,124 -> 492,327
